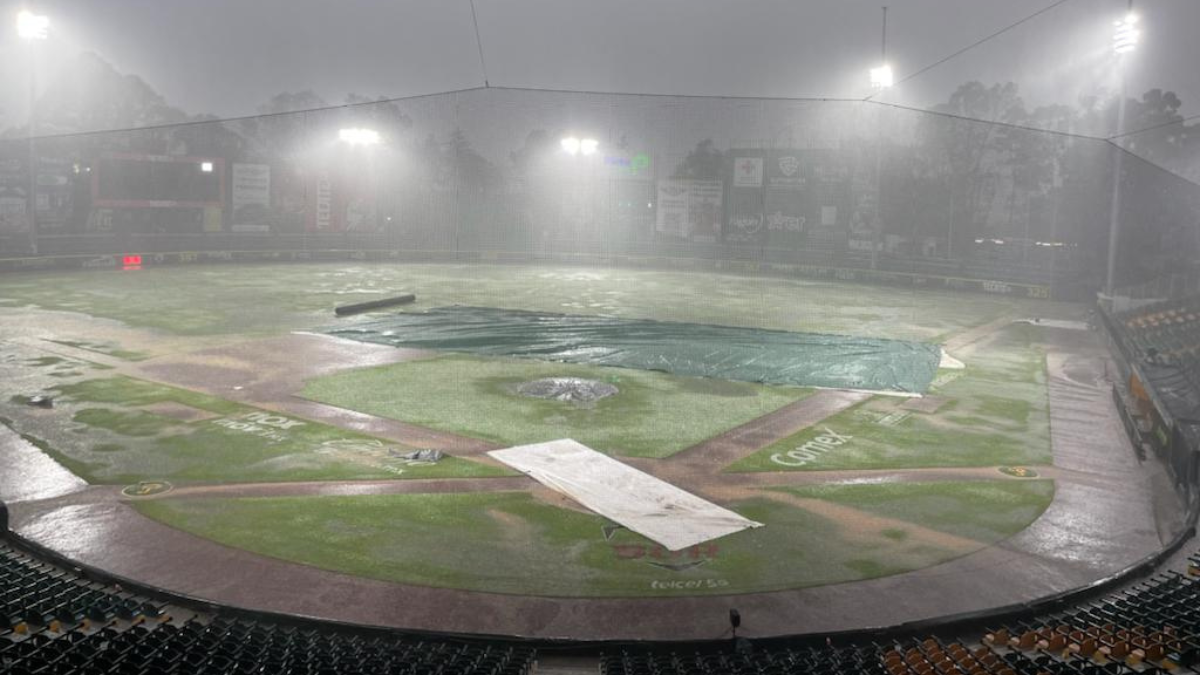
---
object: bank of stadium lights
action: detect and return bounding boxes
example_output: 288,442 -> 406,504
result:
1113,14 -> 1140,55
561,136 -> 599,156
16,10 -> 49,40
200,162 -> 214,173
869,64 -> 894,89
337,128 -> 381,147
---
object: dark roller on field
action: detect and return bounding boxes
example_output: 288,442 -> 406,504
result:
334,294 -> 417,316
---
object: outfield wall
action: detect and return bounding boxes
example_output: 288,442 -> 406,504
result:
4,88 -> 1199,294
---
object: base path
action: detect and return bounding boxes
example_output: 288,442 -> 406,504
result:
662,390 -> 872,480
130,333 -> 500,454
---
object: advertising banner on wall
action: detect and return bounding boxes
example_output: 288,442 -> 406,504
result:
0,157 -> 28,234
764,189 -> 807,247
767,153 -> 807,189
603,151 -> 654,181
725,188 -> 764,245
732,157 -> 763,188
31,158 -> 73,233
725,149 -> 852,247
655,179 -> 723,242
306,171 -> 336,232
231,163 -> 271,233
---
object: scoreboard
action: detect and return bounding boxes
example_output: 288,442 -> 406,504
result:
93,154 -> 223,208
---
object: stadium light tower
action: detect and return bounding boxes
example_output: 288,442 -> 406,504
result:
1105,4 -> 1139,298
16,10 -> 48,40
17,9 -> 49,255
868,7 -> 893,89
869,64 -> 894,90
560,136 -> 599,156
1112,13 -> 1140,55
338,128 -> 381,147
868,6 -> 891,270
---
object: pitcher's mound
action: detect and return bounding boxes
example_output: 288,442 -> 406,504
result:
515,377 -> 618,405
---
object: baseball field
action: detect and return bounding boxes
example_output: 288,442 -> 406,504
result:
0,262 -> 1071,597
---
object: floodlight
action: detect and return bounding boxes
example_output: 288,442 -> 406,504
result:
16,10 -> 48,40
338,128 -> 381,146
1113,14 -> 1139,55
580,138 -> 599,156
561,137 -> 581,155
869,64 -> 894,89
200,162 -> 214,173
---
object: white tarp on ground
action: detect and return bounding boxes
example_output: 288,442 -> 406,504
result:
1015,318 -> 1091,331
488,439 -> 763,551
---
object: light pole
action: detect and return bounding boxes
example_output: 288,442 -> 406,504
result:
336,128 -> 382,234
17,10 -> 48,255
869,7 -> 893,270
1105,7 -> 1140,297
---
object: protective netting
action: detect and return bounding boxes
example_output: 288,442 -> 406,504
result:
2,86 -> 1197,297
327,306 -> 944,394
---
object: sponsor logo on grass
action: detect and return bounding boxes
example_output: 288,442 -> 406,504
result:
613,543 -> 720,573
876,411 -> 910,427
770,426 -> 853,467
211,412 -> 305,444
607,524 -> 722,573
998,466 -> 1039,478
650,579 -> 730,590
122,480 -> 172,497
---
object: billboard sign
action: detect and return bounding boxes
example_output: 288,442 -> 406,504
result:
732,157 -> 763,188
0,157 -> 27,234
655,179 -> 723,242
231,163 -> 271,233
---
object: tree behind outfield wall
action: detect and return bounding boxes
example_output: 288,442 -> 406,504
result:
672,139 -> 724,181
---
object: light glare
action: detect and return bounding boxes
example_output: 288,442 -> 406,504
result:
580,138 -> 599,156
16,10 -> 49,40
200,162 -> 214,173
1113,15 -> 1140,55
561,137 -> 580,155
338,128 -> 381,146
869,64 -> 894,89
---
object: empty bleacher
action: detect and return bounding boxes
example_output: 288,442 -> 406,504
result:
0,540 -> 535,675
1118,295 -> 1200,369
8,526 -> 1200,674
601,562 -> 1200,675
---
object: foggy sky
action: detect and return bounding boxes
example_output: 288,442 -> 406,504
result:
1,0 -> 1197,137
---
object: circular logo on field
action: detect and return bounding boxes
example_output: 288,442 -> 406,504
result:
998,466 -> 1038,478
122,480 -> 173,497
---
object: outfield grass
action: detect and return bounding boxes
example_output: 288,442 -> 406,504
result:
730,323 -> 1052,472
135,479 -> 1052,597
9,376 -> 512,485
300,354 -> 809,458
0,263 -> 1046,340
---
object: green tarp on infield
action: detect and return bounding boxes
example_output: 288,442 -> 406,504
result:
327,306 -> 943,394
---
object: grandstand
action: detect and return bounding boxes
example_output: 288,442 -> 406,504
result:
3,1 -> 1200,673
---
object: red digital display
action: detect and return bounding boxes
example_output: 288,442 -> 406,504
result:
122,255 -> 143,266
